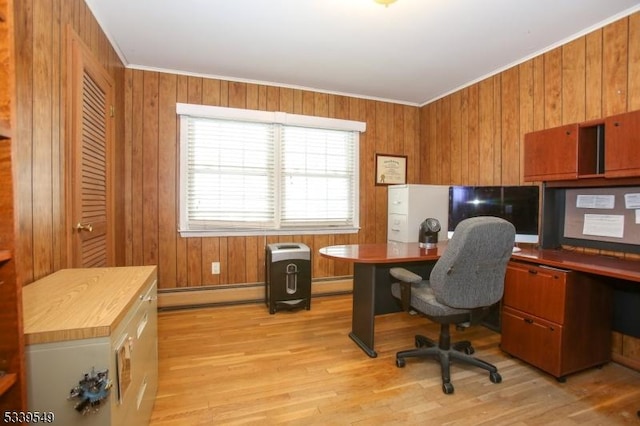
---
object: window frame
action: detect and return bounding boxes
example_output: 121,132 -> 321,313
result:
177,103 -> 366,237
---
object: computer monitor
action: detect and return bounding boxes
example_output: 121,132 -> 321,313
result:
448,185 -> 540,244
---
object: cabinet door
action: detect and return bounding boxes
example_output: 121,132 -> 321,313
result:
501,307 -> 563,377
523,124 -> 578,181
503,262 -> 567,324
605,110 -> 640,178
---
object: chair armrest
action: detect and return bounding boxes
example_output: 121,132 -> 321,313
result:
390,267 -> 422,284
390,268 -> 423,312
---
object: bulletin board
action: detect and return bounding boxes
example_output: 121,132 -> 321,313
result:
563,186 -> 640,245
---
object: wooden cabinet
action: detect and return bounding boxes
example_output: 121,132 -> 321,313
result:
605,110 -> 640,178
23,266 -> 158,426
500,261 -> 612,379
523,124 -> 579,181
524,109 -> 640,182
0,0 -> 25,412
0,130 -> 24,412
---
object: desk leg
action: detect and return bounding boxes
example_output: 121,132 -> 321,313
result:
349,263 -> 377,358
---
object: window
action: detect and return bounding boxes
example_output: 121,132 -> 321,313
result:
177,104 -> 365,236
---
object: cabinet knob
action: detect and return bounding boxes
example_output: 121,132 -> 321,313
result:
527,269 -> 537,275
524,318 -> 534,324
614,122 -> 620,127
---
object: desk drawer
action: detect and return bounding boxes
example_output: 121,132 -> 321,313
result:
503,262 -> 569,324
501,307 -> 563,377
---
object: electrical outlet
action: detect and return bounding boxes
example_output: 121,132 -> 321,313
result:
211,262 -> 220,275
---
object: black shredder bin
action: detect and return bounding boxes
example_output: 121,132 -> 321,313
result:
265,243 -> 311,314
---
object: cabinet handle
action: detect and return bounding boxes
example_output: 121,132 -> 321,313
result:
527,269 -> 537,275
524,318 -> 534,324
75,222 -> 93,232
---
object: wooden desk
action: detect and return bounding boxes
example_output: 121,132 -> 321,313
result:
320,242 -> 640,359
506,247 -> 640,378
512,247 -> 640,283
319,242 -> 446,357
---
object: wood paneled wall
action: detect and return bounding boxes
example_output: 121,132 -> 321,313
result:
12,2 -> 637,292
12,0 -> 125,285
420,12 -> 640,188
419,11 -> 640,365
123,71 -> 420,289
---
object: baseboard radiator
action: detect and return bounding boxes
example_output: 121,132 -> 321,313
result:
158,277 -> 353,311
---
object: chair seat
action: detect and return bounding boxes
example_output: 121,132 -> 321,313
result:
390,281 -> 470,318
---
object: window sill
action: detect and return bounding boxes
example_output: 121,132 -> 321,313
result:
179,227 -> 360,238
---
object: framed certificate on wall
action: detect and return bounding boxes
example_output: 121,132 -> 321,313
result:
375,154 -> 407,185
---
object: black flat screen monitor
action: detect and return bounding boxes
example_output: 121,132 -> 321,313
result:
448,185 -> 540,244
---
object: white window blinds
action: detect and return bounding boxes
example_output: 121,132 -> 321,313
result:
185,117 -> 275,229
178,104 -> 365,237
280,126 -> 357,228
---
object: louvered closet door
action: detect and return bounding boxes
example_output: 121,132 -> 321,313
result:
67,27 -> 115,267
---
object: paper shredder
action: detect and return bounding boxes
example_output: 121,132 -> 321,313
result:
265,243 -> 311,314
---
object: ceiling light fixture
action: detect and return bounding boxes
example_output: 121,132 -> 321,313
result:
375,0 -> 397,7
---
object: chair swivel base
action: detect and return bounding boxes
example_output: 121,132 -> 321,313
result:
396,326 -> 502,394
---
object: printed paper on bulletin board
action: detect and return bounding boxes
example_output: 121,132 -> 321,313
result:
564,186 -> 640,245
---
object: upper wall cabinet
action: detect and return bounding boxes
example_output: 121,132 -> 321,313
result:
605,110 -> 640,178
524,109 -> 640,182
523,124 -> 579,181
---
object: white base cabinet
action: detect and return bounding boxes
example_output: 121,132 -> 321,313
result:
387,184 -> 449,243
23,266 -> 158,426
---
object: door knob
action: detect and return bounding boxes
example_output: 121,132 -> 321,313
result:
76,222 -> 93,232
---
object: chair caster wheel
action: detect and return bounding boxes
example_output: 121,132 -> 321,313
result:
396,357 -> 406,368
489,372 -> 502,384
464,346 -> 474,355
442,382 -> 454,394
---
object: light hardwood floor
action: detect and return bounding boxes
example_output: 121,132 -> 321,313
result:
150,294 -> 640,425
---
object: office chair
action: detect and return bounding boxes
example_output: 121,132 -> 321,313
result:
390,216 -> 515,394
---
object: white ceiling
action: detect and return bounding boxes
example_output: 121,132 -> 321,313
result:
87,0 -> 640,106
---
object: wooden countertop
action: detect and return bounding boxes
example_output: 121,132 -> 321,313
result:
319,241 -> 446,264
23,266 -> 157,345
512,247 -> 640,283
320,242 -> 640,283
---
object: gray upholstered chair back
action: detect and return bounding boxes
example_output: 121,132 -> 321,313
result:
429,216 -> 515,309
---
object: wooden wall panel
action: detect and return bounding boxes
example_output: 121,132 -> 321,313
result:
518,61 -> 534,184
157,73 -> 178,289
501,67 -> 520,184
466,84 -> 480,185
478,79 -> 495,185
585,30 -> 603,120
543,48 -> 563,128
602,19 -> 628,116
562,38 -> 586,125
13,0 -> 125,285
630,13 -> 640,111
